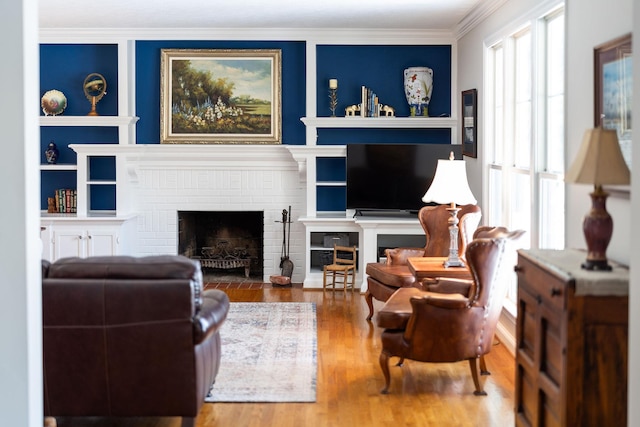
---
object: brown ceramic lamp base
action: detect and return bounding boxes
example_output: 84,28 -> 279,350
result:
581,185 -> 613,271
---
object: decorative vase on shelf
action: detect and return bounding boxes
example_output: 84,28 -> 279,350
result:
45,141 -> 59,164
403,67 -> 433,117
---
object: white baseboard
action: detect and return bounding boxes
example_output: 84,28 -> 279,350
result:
495,308 -> 516,356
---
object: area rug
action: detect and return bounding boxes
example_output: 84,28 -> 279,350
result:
206,302 -> 317,403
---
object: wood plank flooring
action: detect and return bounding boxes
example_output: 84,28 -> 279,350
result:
53,284 -> 515,427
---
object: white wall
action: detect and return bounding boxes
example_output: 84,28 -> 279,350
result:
565,0 -> 632,264
0,0 -> 43,426
629,3 -> 639,426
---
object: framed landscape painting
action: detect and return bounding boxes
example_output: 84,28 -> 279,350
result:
594,34 -> 632,169
160,49 -> 282,144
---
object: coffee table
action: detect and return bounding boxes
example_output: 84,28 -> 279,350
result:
407,257 -> 472,281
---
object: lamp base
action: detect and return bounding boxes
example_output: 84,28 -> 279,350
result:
581,259 -> 612,271
581,185 -> 613,272
443,205 -> 465,268
444,258 -> 466,268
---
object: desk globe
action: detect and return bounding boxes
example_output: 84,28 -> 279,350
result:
83,73 -> 107,116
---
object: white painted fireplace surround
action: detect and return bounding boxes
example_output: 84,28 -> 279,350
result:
122,144 -> 307,283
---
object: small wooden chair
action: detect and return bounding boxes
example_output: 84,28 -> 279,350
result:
323,245 -> 357,293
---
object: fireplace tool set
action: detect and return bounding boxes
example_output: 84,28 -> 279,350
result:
270,206 -> 293,287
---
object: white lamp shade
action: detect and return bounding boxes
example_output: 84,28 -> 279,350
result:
422,158 -> 477,205
565,128 -> 630,186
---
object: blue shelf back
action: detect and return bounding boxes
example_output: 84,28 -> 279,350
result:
39,44 -> 119,117
317,186 -> 346,212
316,45 -> 452,118
41,170 -> 76,211
317,157 -> 346,181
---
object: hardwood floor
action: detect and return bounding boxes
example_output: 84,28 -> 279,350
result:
53,284 -> 515,427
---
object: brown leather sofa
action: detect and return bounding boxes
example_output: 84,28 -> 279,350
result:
42,255 -> 230,427
365,204 -> 481,320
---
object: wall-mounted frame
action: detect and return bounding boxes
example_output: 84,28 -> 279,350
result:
160,48 -> 282,144
461,89 -> 477,158
594,33 -> 632,170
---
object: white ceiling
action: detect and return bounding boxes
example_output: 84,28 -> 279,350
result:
39,0 -> 486,30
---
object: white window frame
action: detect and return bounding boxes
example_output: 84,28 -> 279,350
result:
483,2 -> 565,314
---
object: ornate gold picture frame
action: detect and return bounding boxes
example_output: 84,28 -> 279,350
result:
160,49 -> 282,144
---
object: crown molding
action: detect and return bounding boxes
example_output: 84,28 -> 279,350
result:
455,0 -> 510,39
39,27 -> 456,45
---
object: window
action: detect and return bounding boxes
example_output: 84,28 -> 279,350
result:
485,5 -> 565,308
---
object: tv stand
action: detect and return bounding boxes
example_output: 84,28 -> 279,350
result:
353,209 -> 418,218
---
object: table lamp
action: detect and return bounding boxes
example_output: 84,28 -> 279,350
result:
565,127 -> 630,270
422,151 -> 477,267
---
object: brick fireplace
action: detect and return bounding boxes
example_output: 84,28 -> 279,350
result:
124,145 -> 306,283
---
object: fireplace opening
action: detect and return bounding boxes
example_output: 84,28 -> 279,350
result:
178,210 -> 264,280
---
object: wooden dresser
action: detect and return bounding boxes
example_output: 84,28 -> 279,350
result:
515,249 -> 628,427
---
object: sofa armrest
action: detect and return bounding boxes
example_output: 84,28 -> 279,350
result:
193,289 -> 230,344
385,247 -> 425,265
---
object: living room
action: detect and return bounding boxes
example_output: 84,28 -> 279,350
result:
2,0 -> 639,425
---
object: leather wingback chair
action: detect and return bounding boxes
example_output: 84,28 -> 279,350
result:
42,255 -> 230,427
376,226 -> 525,395
364,204 -> 481,320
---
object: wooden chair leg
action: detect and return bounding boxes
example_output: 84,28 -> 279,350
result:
365,291 -> 374,321
323,268 -> 327,292
379,351 -> 391,394
469,358 -> 487,396
480,355 -> 490,375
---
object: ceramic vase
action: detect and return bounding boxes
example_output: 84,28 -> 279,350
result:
404,67 -> 433,117
45,141 -> 59,164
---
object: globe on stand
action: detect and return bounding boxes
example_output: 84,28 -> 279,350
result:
83,73 -> 107,116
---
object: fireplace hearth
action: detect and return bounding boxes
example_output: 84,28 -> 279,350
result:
178,210 -> 264,279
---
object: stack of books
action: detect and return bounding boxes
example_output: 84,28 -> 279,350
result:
360,85 -> 384,117
54,188 -> 77,213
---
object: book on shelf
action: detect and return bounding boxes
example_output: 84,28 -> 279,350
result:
360,85 -> 381,117
54,188 -> 77,213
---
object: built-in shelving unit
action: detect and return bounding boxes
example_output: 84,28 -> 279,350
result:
39,41 -> 138,261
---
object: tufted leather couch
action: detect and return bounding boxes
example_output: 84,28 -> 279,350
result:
365,204 -> 481,320
41,255 -> 230,427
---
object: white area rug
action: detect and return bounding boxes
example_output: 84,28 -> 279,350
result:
206,302 -> 317,403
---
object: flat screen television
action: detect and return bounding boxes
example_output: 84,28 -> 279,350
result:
346,143 -> 462,215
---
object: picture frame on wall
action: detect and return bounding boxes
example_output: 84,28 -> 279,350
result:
594,33 -> 632,170
461,89 -> 477,158
160,48 -> 282,144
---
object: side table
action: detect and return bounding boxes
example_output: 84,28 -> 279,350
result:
407,256 -> 472,281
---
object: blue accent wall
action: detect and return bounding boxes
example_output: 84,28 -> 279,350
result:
39,41 -> 453,213
316,45 -> 452,118
135,41 -> 307,145
40,44 -> 119,116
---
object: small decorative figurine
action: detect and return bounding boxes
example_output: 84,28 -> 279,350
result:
345,104 -> 361,116
45,141 -> 59,164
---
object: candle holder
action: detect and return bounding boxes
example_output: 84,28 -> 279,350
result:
329,88 -> 338,117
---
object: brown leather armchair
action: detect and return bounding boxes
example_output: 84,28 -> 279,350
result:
365,204 -> 481,320
376,226 -> 525,395
42,255 -> 230,427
